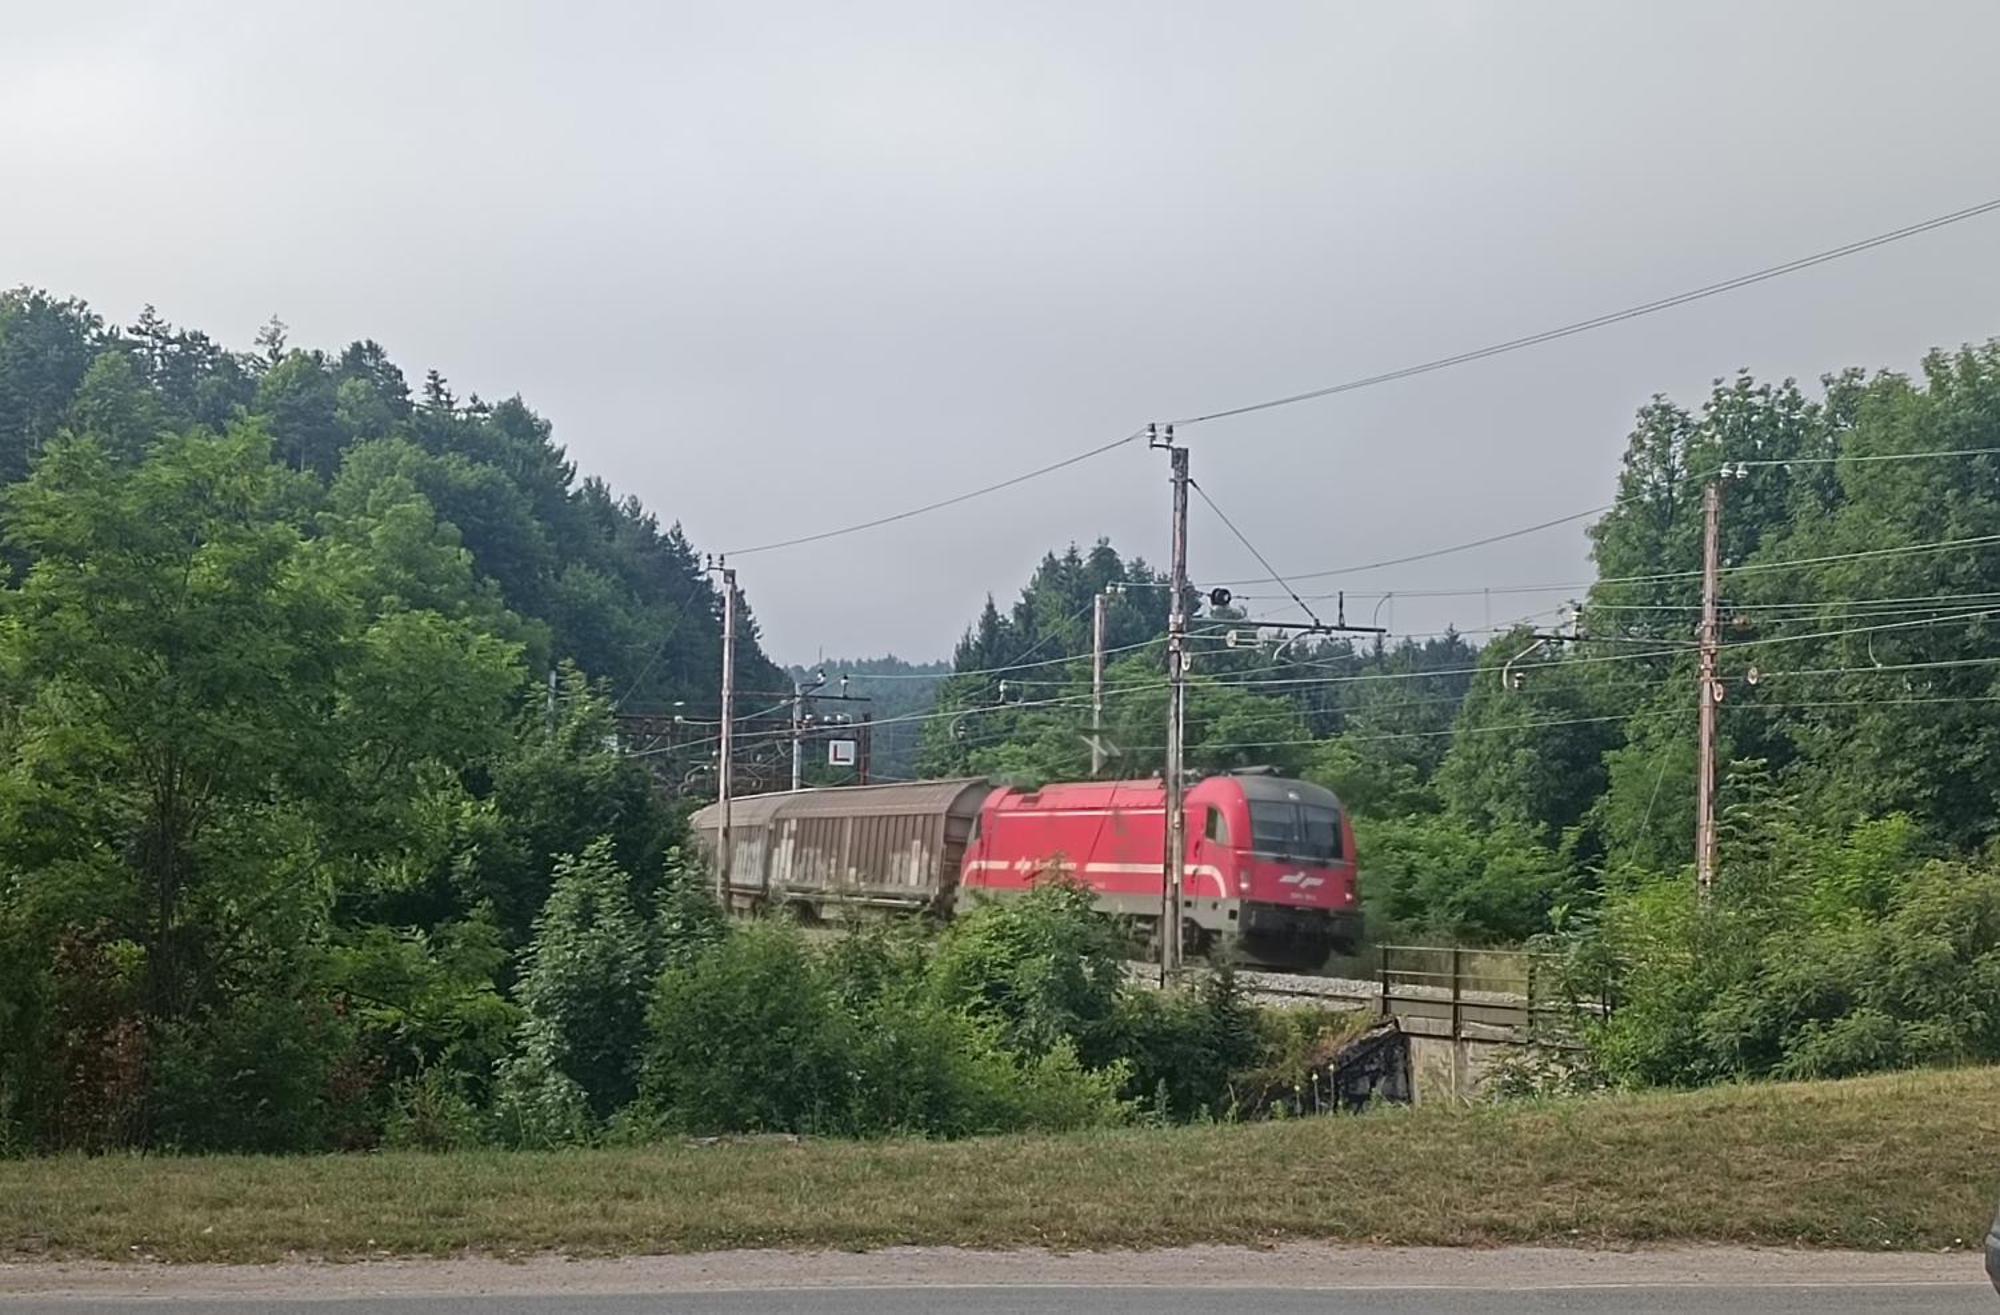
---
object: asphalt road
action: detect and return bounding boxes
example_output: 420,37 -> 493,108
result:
2,1285 -> 1991,1314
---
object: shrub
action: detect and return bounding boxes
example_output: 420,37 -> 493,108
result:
656,846 -> 727,971
1226,1006 -> 1375,1118
845,995 -> 1127,1136
383,1065 -> 485,1150
1110,969 -> 1262,1121
148,990 -> 365,1153
490,1020 -> 594,1148
928,880 -> 1127,1064
504,837 -> 656,1118
1357,814 -> 1578,945
640,922 -> 853,1135
1575,815 -> 2000,1086
640,919 -> 1130,1139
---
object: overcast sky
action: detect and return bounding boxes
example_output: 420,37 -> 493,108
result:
7,1 -> 2000,661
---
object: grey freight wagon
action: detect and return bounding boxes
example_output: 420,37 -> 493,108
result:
689,779 -> 993,920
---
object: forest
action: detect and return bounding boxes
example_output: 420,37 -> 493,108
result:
924,357 -> 2000,1087
3,285 -> 2000,1153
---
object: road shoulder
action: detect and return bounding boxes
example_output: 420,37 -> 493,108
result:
0,1244 -> 1980,1301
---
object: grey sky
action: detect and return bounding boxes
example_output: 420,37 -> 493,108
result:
6,1 -> 2000,661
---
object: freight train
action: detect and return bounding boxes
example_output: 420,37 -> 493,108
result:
688,769 -> 1359,969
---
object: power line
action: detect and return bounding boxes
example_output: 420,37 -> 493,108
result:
1036,598 -> 2000,700
970,595 -> 1103,677
723,428 -> 1149,557
719,198 -> 2000,561
1183,605 -> 2000,693
1125,692 -> 2000,758
1722,446 -> 2000,471
865,635 -> 1160,683
1228,530 -> 2000,599
1213,503 -> 1616,589
1170,194 -> 2000,427
1217,448 -> 2000,593
1755,656 -> 2000,681
1744,693 -> 2000,712
1125,710 -> 1658,754
663,680 -> 1171,753
1581,590 -> 2000,614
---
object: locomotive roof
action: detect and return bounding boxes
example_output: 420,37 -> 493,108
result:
1227,772 -> 1345,810
986,772 -> 1344,811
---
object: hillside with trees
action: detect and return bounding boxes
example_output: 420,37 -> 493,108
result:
0,289 -> 784,1150
925,352 -> 2000,1084
6,281 -> 2000,1152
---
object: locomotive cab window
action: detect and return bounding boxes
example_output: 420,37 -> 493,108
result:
1250,801 -> 1343,863
1300,804 -> 1343,861
1249,802 -> 1300,854
1204,806 -> 1230,844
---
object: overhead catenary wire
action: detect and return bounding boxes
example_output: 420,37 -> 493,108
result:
648,681 -> 1168,755
885,599 -> 2000,711
838,636 -> 1157,682
1182,605 -> 2000,692
1188,477 -> 1324,627
723,428 -> 1151,557
668,623 -> 1998,766
1217,447 -> 2000,592
1725,446 -> 2000,470
1169,195 -> 2000,427
1119,691 -> 2000,758
714,199 -> 2000,561
1225,530 -> 2000,601
1580,589 -> 2000,614
1214,504 -> 1617,589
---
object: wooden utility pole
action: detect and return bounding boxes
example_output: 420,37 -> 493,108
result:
1153,425 -> 1189,981
1695,480 -> 1722,900
1090,589 -> 1109,777
710,558 -> 738,903
790,679 -> 805,793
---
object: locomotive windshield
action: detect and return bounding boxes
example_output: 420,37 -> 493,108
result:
1248,801 -> 1344,863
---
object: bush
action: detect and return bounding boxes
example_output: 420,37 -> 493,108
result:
383,1065 -> 485,1150
656,846 -> 727,971
490,1021 -> 594,1148
640,922 -> 853,1135
148,991 -> 368,1153
845,995 -> 1127,1136
639,919 -> 1130,1138
1110,969 -> 1262,1121
503,838 -> 657,1118
928,880 -> 1127,1065
1357,814 -> 1578,945
0,929 -> 147,1152
1574,815 -> 2000,1086
322,914 -> 518,1108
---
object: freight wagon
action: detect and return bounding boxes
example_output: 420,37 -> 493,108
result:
689,770 -> 1359,969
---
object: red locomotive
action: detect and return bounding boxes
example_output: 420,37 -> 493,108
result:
690,769 -> 1359,969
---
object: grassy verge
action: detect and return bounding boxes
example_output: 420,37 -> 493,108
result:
5,1066 -> 1998,1262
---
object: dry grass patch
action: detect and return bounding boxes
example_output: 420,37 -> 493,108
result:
4,1065 -> 1998,1261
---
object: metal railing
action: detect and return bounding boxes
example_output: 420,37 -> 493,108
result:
1372,944 -> 1589,1049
